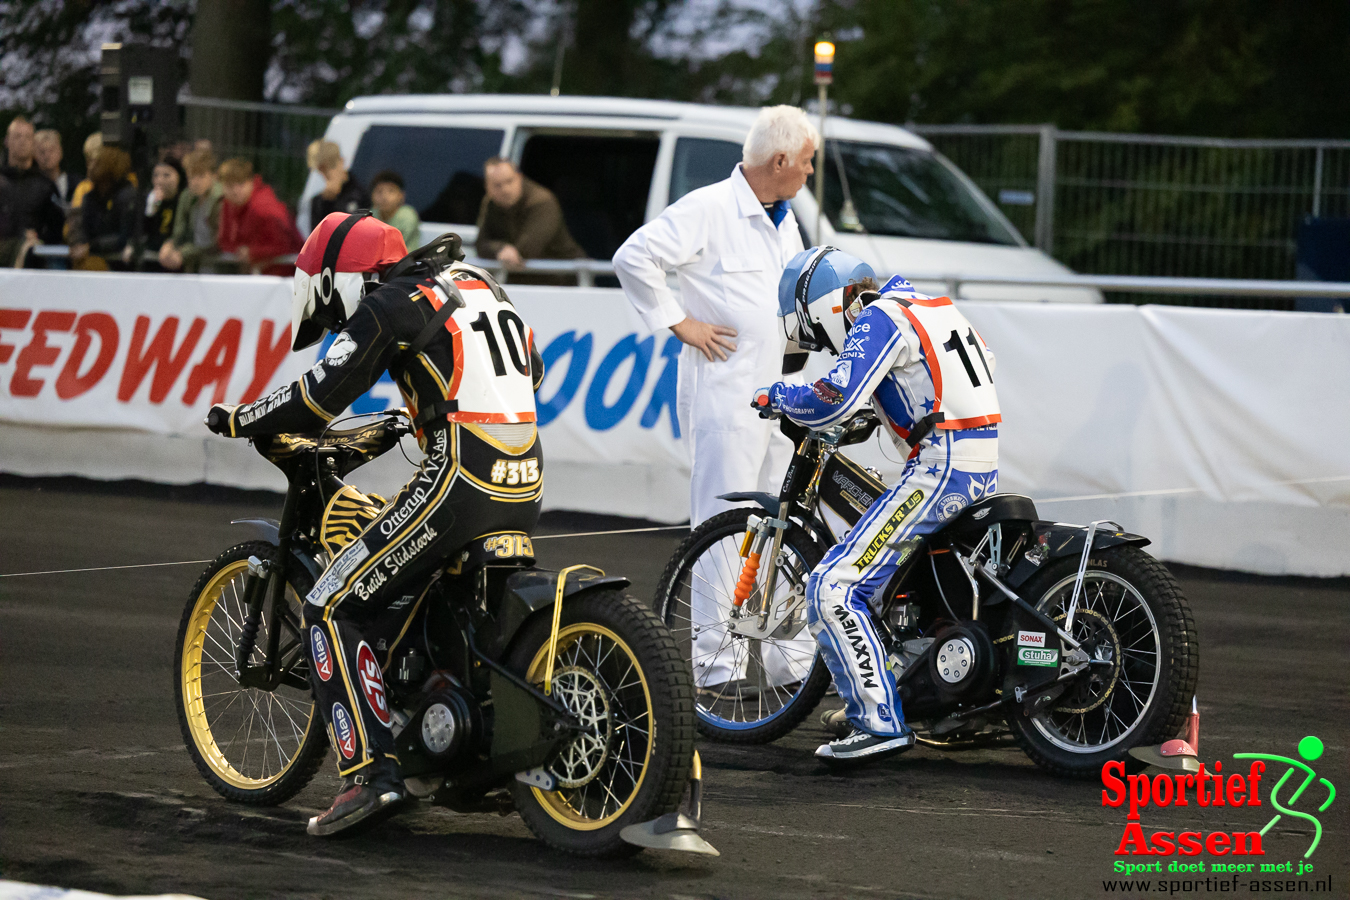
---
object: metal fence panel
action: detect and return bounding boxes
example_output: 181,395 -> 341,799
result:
913,125 -> 1350,308
182,97 -> 336,208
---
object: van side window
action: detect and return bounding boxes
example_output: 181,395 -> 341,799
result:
669,138 -> 743,204
350,126 -> 505,225
519,134 -> 659,261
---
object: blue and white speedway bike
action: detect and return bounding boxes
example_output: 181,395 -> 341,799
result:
654,411 -> 1199,777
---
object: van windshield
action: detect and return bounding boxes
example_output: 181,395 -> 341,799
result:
816,141 -> 1021,246
349,125 -> 505,225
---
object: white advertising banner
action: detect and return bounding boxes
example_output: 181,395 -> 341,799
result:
1,270 -> 1347,576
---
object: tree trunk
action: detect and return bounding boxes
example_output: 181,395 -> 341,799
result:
188,0 -> 271,101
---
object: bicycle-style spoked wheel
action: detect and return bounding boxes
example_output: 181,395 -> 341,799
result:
655,508 -> 832,743
1008,545 -> 1197,778
508,591 -> 693,857
174,541 -> 328,804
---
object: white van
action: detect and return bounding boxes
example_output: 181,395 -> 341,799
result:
302,94 -> 1097,302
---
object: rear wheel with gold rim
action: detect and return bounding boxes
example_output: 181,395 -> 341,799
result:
174,541 -> 328,804
507,591 -> 694,857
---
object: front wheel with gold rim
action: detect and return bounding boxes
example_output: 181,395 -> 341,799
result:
174,541 -> 328,805
507,591 -> 695,857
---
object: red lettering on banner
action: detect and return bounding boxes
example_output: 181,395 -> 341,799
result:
183,319 -> 243,405
0,309 -> 33,364
240,320 -> 291,403
55,313 -> 119,399
118,316 -> 206,404
11,310 -> 75,397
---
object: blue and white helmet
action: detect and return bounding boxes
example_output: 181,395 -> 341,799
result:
777,246 -> 877,355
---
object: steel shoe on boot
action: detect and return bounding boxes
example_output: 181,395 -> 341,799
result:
819,707 -> 851,738
815,726 -> 915,763
307,758 -> 406,837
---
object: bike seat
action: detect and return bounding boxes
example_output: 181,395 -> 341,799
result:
446,531 -> 537,575
945,493 -> 1039,537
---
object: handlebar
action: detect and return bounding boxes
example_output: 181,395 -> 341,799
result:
777,409 -> 879,448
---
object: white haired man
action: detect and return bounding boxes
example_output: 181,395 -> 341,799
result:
613,105 -> 818,693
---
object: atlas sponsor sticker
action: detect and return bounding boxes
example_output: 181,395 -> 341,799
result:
1017,630 -> 1046,648
309,625 -> 333,682
355,641 -> 392,727
1017,647 -> 1059,667
332,703 -> 357,760
853,490 -> 924,570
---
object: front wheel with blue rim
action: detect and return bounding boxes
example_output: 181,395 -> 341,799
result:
655,508 -> 832,744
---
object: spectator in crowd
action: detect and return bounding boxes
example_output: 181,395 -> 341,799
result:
475,157 -> 584,270
68,132 -> 105,213
140,157 -> 184,262
370,169 -> 420,248
306,139 -> 367,233
160,148 -> 224,273
1,116 -> 63,266
69,146 -> 138,270
34,129 -> 70,207
217,158 -> 302,276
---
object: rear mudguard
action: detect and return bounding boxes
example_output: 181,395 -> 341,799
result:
480,567 -> 632,659
230,518 -> 324,582
1003,521 -> 1151,589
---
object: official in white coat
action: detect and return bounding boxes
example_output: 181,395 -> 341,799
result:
614,106 -> 819,689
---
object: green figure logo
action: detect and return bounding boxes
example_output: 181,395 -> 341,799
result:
1234,736 -> 1336,858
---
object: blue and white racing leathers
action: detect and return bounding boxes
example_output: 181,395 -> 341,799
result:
764,278 -> 1001,736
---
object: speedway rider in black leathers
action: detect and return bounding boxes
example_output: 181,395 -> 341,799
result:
206,212 -> 545,836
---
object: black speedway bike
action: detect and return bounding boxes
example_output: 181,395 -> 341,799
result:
654,412 -> 1199,777
174,412 -> 713,856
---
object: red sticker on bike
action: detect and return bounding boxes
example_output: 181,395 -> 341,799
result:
356,641 -> 392,727
331,703 -> 356,760
309,625 -> 333,682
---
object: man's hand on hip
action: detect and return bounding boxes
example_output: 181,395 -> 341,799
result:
671,317 -> 737,362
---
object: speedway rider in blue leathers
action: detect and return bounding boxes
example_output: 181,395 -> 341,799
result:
753,247 -> 1001,763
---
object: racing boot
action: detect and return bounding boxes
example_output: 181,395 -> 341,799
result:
819,707 -> 851,738
816,725 -> 915,764
307,756 -> 406,837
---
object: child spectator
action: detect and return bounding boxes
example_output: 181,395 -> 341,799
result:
217,158 -> 302,276
370,169 -> 421,249
69,146 -> 138,270
141,158 -> 184,261
68,132 -> 105,212
306,139 -> 367,234
160,148 -> 224,273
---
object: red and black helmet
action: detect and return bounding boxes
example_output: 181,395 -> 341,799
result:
290,212 -> 408,350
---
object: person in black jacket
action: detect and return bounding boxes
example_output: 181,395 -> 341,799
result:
0,116 -> 63,266
206,214 -> 545,838
306,140 -> 368,234
70,147 -> 138,270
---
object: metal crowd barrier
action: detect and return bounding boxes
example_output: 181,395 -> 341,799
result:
23,246 -> 1349,307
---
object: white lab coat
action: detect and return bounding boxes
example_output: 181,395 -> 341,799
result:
614,165 -> 805,525
614,165 -> 811,688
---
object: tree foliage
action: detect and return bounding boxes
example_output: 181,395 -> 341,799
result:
0,0 -> 191,172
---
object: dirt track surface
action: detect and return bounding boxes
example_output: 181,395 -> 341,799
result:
0,480 -> 1346,900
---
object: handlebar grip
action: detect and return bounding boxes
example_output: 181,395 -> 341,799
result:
205,405 -> 232,435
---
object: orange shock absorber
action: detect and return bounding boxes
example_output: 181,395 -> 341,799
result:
732,551 -> 761,607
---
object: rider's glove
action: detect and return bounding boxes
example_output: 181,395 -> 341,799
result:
750,385 -> 780,419
205,404 -> 238,437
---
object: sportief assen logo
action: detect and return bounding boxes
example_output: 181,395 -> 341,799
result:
1102,736 -> 1336,863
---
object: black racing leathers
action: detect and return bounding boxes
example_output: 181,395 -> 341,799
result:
227,265 -> 546,776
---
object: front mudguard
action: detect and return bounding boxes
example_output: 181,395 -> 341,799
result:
1003,521 -> 1151,589
229,517 -> 323,581
716,491 -> 836,552
478,567 -> 632,660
